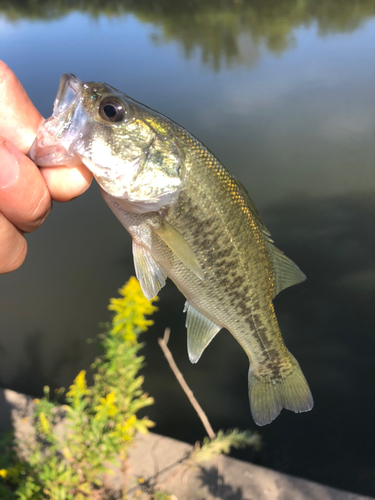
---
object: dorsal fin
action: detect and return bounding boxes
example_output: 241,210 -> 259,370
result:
267,242 -> 306,298
233,178 -> 306,298
233,178 -> 272,241
233,177 -> 305,297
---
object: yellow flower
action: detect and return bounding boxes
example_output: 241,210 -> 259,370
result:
108,277 -> 158,343
66,370 -> 88,398
117,414 -> 137,441
94,391 -> 118,420
0,466 -> 21,481
66,370 -> 89,408
38,412 -> 50,435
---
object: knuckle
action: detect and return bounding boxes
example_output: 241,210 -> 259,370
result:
23,188 -> 52,233
0,214 -> 27,273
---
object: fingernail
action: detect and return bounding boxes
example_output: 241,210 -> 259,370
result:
0,141 -> 20,189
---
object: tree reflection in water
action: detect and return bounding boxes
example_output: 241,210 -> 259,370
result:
2,0 -> 375,69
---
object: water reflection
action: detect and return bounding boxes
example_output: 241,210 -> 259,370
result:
2,0 -> 375,68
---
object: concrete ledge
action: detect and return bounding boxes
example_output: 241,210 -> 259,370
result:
0,389 -> 373,500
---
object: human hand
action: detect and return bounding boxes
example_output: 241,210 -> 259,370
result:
0,61 -> 93,273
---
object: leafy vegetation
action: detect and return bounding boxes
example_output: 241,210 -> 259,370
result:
0,277 -> 260,499
0,278 -> 156,499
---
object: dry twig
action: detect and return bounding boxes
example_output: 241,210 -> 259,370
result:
158,328 -> 216,439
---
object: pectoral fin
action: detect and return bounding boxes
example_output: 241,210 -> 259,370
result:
132,241 -> 167,299
184,301 -> 221,363
267,242 -> 306,298
154,221 -> 204,280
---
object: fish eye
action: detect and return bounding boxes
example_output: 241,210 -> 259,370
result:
99,97 -> 126,123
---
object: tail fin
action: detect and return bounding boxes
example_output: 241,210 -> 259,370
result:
248,352 -> 313,426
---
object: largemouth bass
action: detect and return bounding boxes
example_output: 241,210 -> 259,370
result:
30,74 -> 313,425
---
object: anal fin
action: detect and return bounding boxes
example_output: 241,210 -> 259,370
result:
132,241 -> 167,299
184,301 -> 221,363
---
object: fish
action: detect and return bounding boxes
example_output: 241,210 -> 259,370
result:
30,74 -> 313,426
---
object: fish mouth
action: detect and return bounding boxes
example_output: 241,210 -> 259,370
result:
29,74 -> 87,168
29,135 -> 74,167
54,74 -> 81,114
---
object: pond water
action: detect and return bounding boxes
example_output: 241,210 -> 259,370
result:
1,1 -> 375,496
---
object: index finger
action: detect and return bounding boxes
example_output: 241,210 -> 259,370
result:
0,61 -> 93,201
0,62 -> 43,153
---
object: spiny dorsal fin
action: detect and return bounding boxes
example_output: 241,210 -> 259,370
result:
154,220 -> 204,280
184,301 -> 221,363
132,241 -> 167,299
233,178 -> 273,241
267,242 -> 306,298
233,177 -> 305,297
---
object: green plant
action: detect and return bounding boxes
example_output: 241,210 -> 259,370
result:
0,277 -> 260,499
191,428 -> 261,464
0,277 -> 157,499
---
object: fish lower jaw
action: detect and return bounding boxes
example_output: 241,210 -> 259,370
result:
29,134 -> 82,167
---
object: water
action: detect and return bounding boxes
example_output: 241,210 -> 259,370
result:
1,0 -> 375,496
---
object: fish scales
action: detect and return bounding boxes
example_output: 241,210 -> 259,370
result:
164,138 -> 288,368
30,74 -> 313,426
